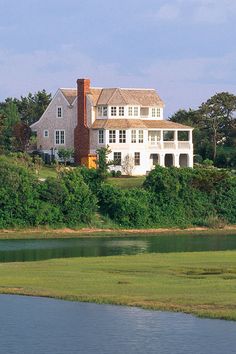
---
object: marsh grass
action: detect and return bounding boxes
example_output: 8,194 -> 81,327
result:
0,251 -> 236,320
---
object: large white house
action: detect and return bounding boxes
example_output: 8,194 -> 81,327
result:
31,78 -> 193,175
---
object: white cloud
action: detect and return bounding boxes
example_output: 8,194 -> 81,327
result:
154,4 -> 180,21
0,45 -> 236,117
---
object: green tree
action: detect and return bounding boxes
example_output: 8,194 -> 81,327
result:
57,148 -> 74,165
199,92 -> 236,160
96,145 -> 112,180
0,101 -> 21,151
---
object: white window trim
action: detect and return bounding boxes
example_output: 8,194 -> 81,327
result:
57,106 -> 63,118
98,129 -> 104,144
54,129 -> 65,145
43,130 -> 49,138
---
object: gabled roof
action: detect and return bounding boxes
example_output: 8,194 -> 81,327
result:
60,88 -> 77,105
60,86 -> 164,107
91,119 -> 193,130
96,88 -> 164,107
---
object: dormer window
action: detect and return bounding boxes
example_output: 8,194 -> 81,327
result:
111,107 -> 117,116
119,107 -> 124,116
57,106 -> 62,118
98,106 -> 107,117
128,107 -> 133,116
152,108 -> 161,117
134,107 -> 139,116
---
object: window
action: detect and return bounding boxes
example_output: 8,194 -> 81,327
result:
114,152 -> 121,166
98,106 -> 103,116
103,106 -> 108,116
55,130 -> 65,145
99,130 -> 104,144
134,152 -> 140,166
131,130 -> 136,143
43,130 -> 49,138
109,130 -> 116,143
111,107 -> 117,116
57,106 -> 62,118
119,106 -> 124,116
119,130 -> 126,143
98,106 -> 108,117
138,130 -> 143,143
152,108 -> 161,117
128,107 -> 133,116
134,107 -> 139,116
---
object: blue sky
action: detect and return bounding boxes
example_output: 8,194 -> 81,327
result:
0,0 -> 236,116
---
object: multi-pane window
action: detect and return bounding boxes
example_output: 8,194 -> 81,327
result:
131,130 -> 136,143
114,152 -> 121,166
98,106 -> 102,116
57,106 -> 62,118
134,107 -> 139,116
111,107 -> 117,116
109,130 -> 116,143
138,130 -> 144,143
99,130 -> 104,144
134,152 -> 140,166
119,107 -> 124,116
128,107 -> 133,116
152,108 -> 161,117
44,130 -> 49,138
55,130 -> 65,145
103,106 -> 108,116
119,130 -> 126,143
98,106 -> 108,117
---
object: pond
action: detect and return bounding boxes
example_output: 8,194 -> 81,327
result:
0,295 -> 235,354
0,233 -> 236,262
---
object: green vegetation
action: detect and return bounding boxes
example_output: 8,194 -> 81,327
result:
0,251 -> 236,320
169,91 -> 236,167
0,156 -> 96,228
0,90 -> 51,153
0,155 -> 236,229
107,176 -> 145,189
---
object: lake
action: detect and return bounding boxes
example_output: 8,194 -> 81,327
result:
0,294 -> 235,354
0,233 -> 236,262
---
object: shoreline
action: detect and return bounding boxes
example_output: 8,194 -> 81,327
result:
0,225 -> 236,239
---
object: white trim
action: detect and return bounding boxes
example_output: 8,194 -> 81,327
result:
54,129 -> 65,145
56,106 -> 63,118
43,129 -> 49,138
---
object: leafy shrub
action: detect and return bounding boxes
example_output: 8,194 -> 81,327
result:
98,184 -> 150,227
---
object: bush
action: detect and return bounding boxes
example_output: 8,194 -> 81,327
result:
0,157 -> 39,227
98,184 -> 150,227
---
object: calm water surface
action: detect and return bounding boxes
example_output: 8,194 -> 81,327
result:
0,233 -> 236,262
0,295 -> 235,354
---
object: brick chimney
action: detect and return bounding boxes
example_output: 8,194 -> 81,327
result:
74,78 -> 91,165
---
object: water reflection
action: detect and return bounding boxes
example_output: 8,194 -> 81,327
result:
0,233 -> 236,262
0,295 -> 235,354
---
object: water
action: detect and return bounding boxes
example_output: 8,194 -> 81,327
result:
0,233 -> 236,262
0,294 -> 235,354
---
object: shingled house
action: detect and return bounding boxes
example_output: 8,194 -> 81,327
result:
31,78 -> 193,175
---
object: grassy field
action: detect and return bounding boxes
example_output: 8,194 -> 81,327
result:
107,176 -> 145,189
0,251 -> 236,320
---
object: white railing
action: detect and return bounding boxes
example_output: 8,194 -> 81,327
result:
178,142 -> 190,149
163,142 -> 175,149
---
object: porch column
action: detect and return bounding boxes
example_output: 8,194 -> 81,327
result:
159,153 -> 165,167
174,130 -> 178,149
188,154 -> 193,168
160,130 -> 163,149
174,153 -> 180,167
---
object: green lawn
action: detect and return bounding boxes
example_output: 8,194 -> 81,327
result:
107,176 -> 145,189
1,251 -> 236,320
38,166 -> 57,179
